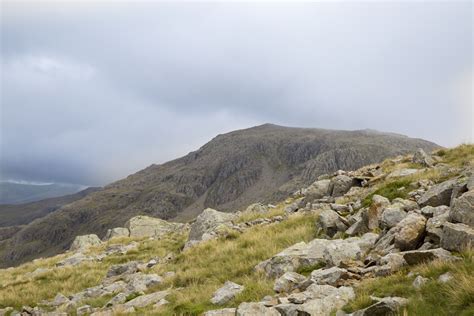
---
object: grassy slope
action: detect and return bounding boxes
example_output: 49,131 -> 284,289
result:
0,144 -> 472,315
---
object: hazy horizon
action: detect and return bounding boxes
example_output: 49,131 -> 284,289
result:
1,1 -> 472,186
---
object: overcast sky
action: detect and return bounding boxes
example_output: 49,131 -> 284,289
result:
1,1 -> 472,186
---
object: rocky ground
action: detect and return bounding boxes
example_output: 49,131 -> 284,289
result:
0,145 -> 472,316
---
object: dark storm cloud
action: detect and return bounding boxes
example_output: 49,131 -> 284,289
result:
1,1 -> 472,186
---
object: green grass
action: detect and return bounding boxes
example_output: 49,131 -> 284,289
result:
343,249 -> 474,315
362,178 -> 413,207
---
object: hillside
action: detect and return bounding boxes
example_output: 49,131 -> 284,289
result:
0,124 -> 438,268
0,182 -> 85,204
0,144 -> 472,316
0,187 -> 100,228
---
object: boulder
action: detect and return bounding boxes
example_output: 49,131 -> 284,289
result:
391,198 -> 419,212
51,293 -> 70,307
450,190 -> 474,226
418,179 -> 458,207
245,203 -> 268,213
103,227 -> 130,240
56,253 -> 95,267
351,296 -> 408,316
317,209 -> 349,237
412,148 -> 435,167
440,222 -> 474,252
438,272 -> 453,283
124,273 -> 163,293
70,234 -> 102,251
366,195 -> 390,230
329,175 -> 355,197
323,233 -> 378,266
106,261 -> 140,277
421,205 -> 450,218
426,212 -> 450,243
393,212 -> 426,251
387,168 -> 421,178
310,266 -> 351,286
188,208 -> 236,242
236,302 -> 280,316
380,207 -> 407,229
105,293 -> 127,307
304,179 -> 331,200
76,305 -> 93,316
413,275 -> 428,289
273,272 -> 307,293
126,215 -> 186,238
124,290 -> 169,308
210,281 -> 244,305
401,248 -> 459,265
204,308 -> 237,316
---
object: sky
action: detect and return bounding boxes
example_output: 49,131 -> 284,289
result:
1,1 -> 472,186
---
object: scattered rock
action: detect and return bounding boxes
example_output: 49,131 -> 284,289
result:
366,195 -> 390,230
210,281 -> 244,305
105,293 -> 127,307
388,168 -> 421,178
418,179 -> 458,207
401,248 -> 459,265
103,227 -> 130,240
304,179 -> 331,200
76,305 -> 93,316
351,296 -> 408,316
413,148 -> 435,167
70,234 -> 102,251
413,275 -> 429,289
204,308 -> 237,316
329,175 -> 355,197
450,190 -> 474,226
124,273 -> 163,293
124,290 -> 169,308
421,205 -> 450,218
317,209 -> 349,237
310,266 -> 351,286
25,267 -> 52,279
273,272 -> 307,293
393,212 -> 426,251
106,261 -> 140,277
245,203 -> 268,213
126,215 -> 186,238
51,293 -> 70,307
188,208 -> 236,242
426,212 -> 450,243
236,302 -> 280,316
438,272 -> 453,283
381,207 -> 407,229
440,222 -> 474,252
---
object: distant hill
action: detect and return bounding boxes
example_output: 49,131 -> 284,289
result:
0,187 -> 100,228
0,124 -> 439,267
0,182 -> 86,204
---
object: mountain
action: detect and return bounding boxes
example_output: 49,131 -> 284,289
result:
0,124 -> 439,267
0,187 -> 100,228
0,182 -> 86,204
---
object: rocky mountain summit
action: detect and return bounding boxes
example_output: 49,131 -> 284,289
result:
0,124 -> 438,268
0,144 -> 472,316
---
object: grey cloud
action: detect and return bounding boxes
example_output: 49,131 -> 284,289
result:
1,1 -> 472,186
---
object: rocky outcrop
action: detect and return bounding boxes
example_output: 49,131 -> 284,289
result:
210,281 -> 244,305
413,148 -> 435,167
440,222 -> 474,252
188,208 -> 236,243
417,179 -> 458,207
126,215 -> 186,238
70,234 -> 102,251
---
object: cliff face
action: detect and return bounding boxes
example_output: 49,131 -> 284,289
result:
0,124 -> 438,267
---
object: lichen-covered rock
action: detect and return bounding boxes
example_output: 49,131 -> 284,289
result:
366,195 -> 390,230
413,275 -> 428,289
421,205 -> 450,218
329,175 -> 355,197
236,302 -> 280,316
393,212 -> 426,251
388,168 -> 421,178
450,190 -> 474,226
103,227 -> 130,241
323,233 -> 378,267
70,234 -> 102,251
440,222 -> 474,252
273,272 -> 307,293
401,248 -> 459,265
204,308 -> 237,316
413,148 -> 435,167
310,266 -> 351,286
381,207 -> 407,229
418,179 -> 458,207
124,290 -> 169,308
426,213 -> 450,243
106,261 -> 140,277
317,209 -> 349,237
304,179 -> 331,200
126,216 -> 186,238
210,281 -> 244,305
124,273 -> 163,293
245,203 -> 268,213
188,208 -> 236,242
351,296 -> 408,316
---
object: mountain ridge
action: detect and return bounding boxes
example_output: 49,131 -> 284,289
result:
0,124 -> 439,267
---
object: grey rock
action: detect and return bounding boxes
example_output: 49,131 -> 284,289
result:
304,179 -> 331,200
421,205 -> 450,218
274,272 -> 307,293
126,215 -> 186,238
352,296 -> 408,316
366,195 -> 390,230
418,179 -> 458,207
188,208 -> 236,242
124,290 -> 169,308
441,222 -> 474,252
381,207 -> 407,229
69,234 -> 102,251
124,273 -> 163,293
76,305 -> 93,316
413,275 -> 429,289
317,209 -> 349,237
391,198 -> 419,212
401,248 -> 459,265
450,190 -> 474,226
323,233 -> 378,266
310,266 -> 351,286
25,267 -> 52,279
329,175 -> 355,197
103,227 -> 130,241
245,203 -> 268,213
393,212 -> 426,251
388,168 -> 421,178
236,302 -> 280,316
106,261 -> 140,277
210,281 -> 244,305
438,272 -> 453,283
426,213 -> 450,243
204,308 -> 237,316
105,293 -> 127,307
413,148 -> 435,167
51,293 -> 70,307
153,298 -> 169,309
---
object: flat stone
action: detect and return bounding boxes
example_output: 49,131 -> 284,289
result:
126,215 -> 186,238
401,248 -> 459,265
210,281 -> 244,305
124,290 -> 169,308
